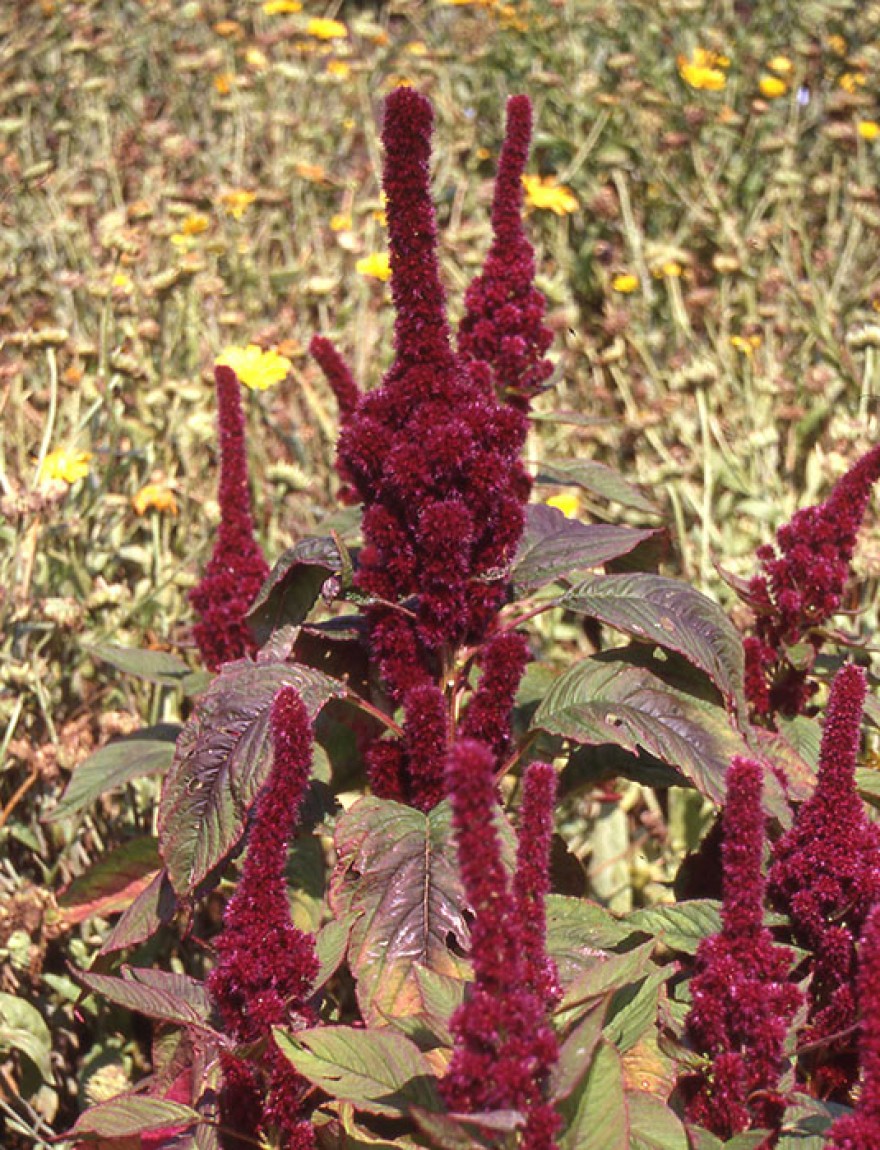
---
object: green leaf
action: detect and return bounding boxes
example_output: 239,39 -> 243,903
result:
532,657 -> 747,804
76,967 -> 213,1029
100,869 -> 178,954
89,644 -> 201,690
776,1094 -> 842,1148
411,1108 -> 523,1149
158,659 -> 345,897
628,1092 -> 689,1150
561,574 -> 745,713
0,992 -> 52,1082
562,941 -> 657,1011
329,798 -> 471,1023
57,835 -> 161,923
535,459 -> 659,514
274,1025 -> 442,1117
47,727 -> 179,822
545,896 -> 631,986
558,1038 -> 629,1150
314,913 -> 358,990
551,998 -> 608,1101
626,900 -> 722,956
247,536 -> 343,646
604,966 -> 668,1053
512,504 -> 660,593
69,1094 -> 200,1139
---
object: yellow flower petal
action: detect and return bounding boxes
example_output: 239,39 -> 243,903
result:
306,17 -> 347,40
767,55 -> 793,75
219,189 -> 257,219
40,448 -> 92,485
546,491 -> 580,518
132,484 -> 179,516
677,48 -> 728,91
858,120 -> 880,141
612,273 -> 640,294
356,252 -> 392,282
759,74 -> 788,99
521,173 -> 578,216
215,344 -> 293,390
262,0 -> 302,12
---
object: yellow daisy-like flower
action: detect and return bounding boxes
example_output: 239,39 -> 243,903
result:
263,0 -> 301,12
659,260 -> 683,278
767,55 -> 793,75
839,72 -> 866,94
219,189 -> 257,219
612,273 -> 640,294
132,484 -> 179,516
181,213 -> 210,236
213,73 -> 234,95
40,448 -> 92,485
521,174 -> 578,216
327,59 -> 351,79
111,272 -> 133,293
306,17 -> 347,40
730,334 -> 762,356
759,74 -> 788,99
858,120 -> 880,141
330,212 -> 353,232
356,252 -> 392,282
215,344 -> 293,390
677,47 -> 728,92
546,491 -> 580,518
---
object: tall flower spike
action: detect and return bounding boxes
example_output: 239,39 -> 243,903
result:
460,630 -> 531,762
824,901 -> 880,1149
309,334 -> 361,421
442,740 -> 560,1149
458,94 -> 553,408
513,762 -> 561,1007
681,757 -> 802,1140
209,686 -> 319,1150
743,444 -> 880,718
190,365 -> 269,671
768,663 -> 880,1100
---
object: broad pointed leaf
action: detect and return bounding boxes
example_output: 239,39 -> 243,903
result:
532,658 -> 747,805
100,869 -> 178,955
47,727 -> 179,822
329,798 -> 470,1023
69,1096 -> 199,1139
158,659 -> 345,897
247,536 -> 343,646
274,1025 -> 442,1117
551,998 -> 608,1101
535,459 -> 658,514
558,1038 -> 629,1150
562,573 -> 745,713
411,1109 -> 523,1149
0,992 -> 52,1082
58,836 -> 161,925
513,504 -> 659,593
76,967 -> 213,1029
628,1092 -> 689,1150
626,900 -> 722,956
90,644 -> 205,694
562,941 -> 657,1012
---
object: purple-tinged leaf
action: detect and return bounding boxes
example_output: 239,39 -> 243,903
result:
158,659 -> 345,898
47,727 -> 179,823
100,869 -> 178,955
273,1025 -> 442,1116
68,1095 -> 199,1139
411,1108 -> 524,1149
551,999 -> 608,1102
58,836 -> 161,925
247,536 -> 343,646
513,504 -> 660,593
561,940 -> 656,1012
561,573 -> 745,714
329,798 -> 471,1023
532,658 -> 746,806
75,967 -> 213,1030
535,458 -> 659,514
628,1091 -> 689,1150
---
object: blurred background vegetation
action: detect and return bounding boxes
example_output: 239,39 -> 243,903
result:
2,0 -> 880,1143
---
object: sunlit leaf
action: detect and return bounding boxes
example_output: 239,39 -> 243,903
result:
626,900 -> 722,956
0,992 -> 52,1082
535,459 -> 658,514
557,1038 -> 628,1150
628,1091 -> 689,1150
329,798 -> 471,1023
89,644 -> 205,694
57,836 -> 161,925
76,967 -> 213,1030
158,659 -> 345,897
274,1025 -> 442,1117
100,870 -> 178,955
68,1095 -> 199,1139
247,536 -> 343,646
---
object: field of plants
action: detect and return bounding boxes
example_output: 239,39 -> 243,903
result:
4,0 -> 880,1147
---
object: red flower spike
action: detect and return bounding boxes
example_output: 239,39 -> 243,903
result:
768,663 -> 880,1099
682,757 -> 802,1140
824,901 -> 880,1148
460,630 -> 531,760
209,686 -> 318,1149
309,334 -> 361,420
514,762 -> 561,1007
442,739 -> 560,1145
190,366 -> 269,671
744,444 -> 880,719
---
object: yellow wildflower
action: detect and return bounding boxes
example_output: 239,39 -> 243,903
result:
677,47 -> 728,92
181,213 -> 210,236
246,47 -> 269,70
827,34 -> 847,57
546,491 -> 580,518
111,272 -> 133,293
40,448 -> 92,485
659,261 -> 683,278
306,18 -> 347,40
839,72 -> 866,93
132,484 -> 179,516
327,59 -> 351,79
731,334 -> 762,356
521,174 -> 578,216
213,73 -> 234,95
220,189 -> 257,219
767,55 -> 793,75
263,0 -> 301,12
330,212 -> 353,232
405,41 -> 428,56
759,75 -> 788,99
356,253 -> 392,282
858,120 -> 880,141
612,273 -> 639,294
215,344 -> 293,390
